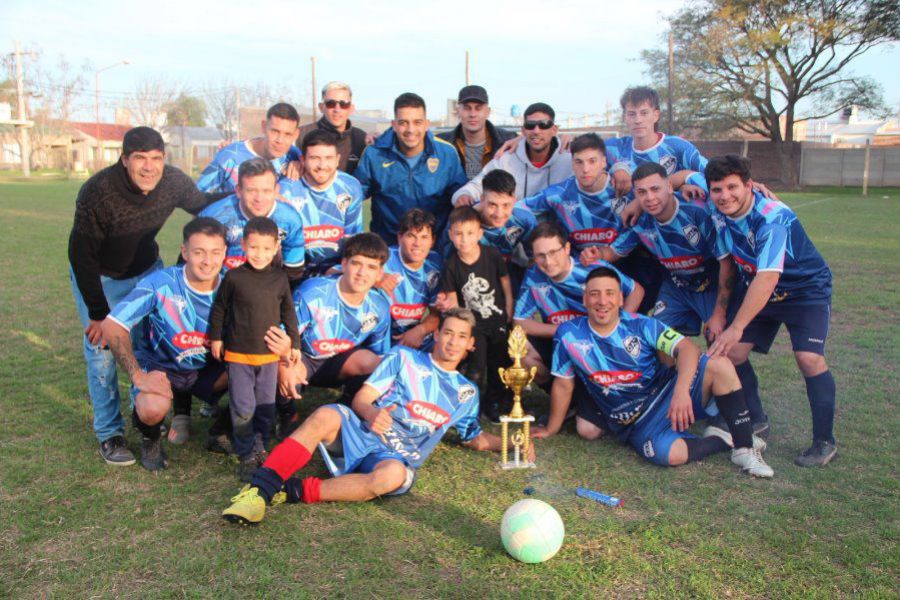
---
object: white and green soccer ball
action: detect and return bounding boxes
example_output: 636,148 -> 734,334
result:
500,499 -> 565,563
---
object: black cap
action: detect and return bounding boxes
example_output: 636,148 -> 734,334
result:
458,85 -> 488,104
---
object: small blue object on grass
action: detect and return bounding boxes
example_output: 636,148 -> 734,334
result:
575,487 -> 622,507
523,487 -> 535,495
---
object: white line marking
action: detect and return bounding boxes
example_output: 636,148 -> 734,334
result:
791,197 -> 834,209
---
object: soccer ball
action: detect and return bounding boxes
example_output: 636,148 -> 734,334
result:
500,499 -> 565,563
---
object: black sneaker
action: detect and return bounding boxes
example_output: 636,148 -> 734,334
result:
140,437 -> 169,472
98,436 -> 135,466
794,440 -> 838,467
753,418 -> 770,439
206,432 -> 233,455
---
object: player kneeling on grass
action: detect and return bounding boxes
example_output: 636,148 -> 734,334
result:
222,308 -> 535,524
532,267 -> 772,477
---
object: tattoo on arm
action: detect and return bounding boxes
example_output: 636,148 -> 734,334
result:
108,334 -> 141,380
717,274 -> 736,309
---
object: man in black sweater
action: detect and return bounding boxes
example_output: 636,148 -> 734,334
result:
68,126 -> 216,466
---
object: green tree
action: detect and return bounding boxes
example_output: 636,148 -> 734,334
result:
164,93 -> 207,126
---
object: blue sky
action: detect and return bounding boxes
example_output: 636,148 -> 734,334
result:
3,0 -> 898,125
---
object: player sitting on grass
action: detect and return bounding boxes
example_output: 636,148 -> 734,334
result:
222,308 -> 534,524
532,267 -> 772,478
209,217 -> 303,481
705,155 -> 837,466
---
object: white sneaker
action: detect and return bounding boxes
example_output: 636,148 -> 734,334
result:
731,447 -> 774,478
703,424 -> 767,452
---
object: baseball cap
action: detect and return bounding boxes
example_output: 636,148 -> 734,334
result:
458,85 -> 489,104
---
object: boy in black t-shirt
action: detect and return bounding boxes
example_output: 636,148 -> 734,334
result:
438,206 -> 513,422
209,217 -> 302,481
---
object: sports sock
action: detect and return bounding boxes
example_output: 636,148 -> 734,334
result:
132,409 -> 160,441
301,477 -> 322,504
805,370 -> 836,444
250,467 -> 283,504
735,361 -> 766,423
261,437 -> 312,481
173,390 -> 192,416
686,436 -> 730,462
715,388 -> 753,449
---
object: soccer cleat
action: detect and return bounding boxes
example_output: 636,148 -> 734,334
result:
222,485 -> 266,525
205,433 -> 233,455
167,415 -> 190,445
731,447 -> 774,478
702,424 -> 767,452
140,437 -> 169,472
794,440 -> 838,467
98,436 -> 136,466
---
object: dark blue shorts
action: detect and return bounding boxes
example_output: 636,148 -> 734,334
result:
652,279 -> 718,337
130,361 -> 226,405
732,301 -> 831,355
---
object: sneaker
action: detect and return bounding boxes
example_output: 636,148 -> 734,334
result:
199,403 -> 218,418
753,418 -> 770,439
167,415 -> 190,445
98,436 -> 135,466
794,440 -> 838,467
237,455 -> 259,483
140,437 -> 169,472
222,485 -> 266,525
702,424 -> 767,452
731,447 -> 774,478
205,433 -> 233,455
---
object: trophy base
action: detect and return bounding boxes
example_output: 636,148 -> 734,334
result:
499,415 -> 535,424
498,460 -> 536,470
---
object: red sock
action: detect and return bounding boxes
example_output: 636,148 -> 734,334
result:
262,438 -> 312,481
301,477 -> 322,504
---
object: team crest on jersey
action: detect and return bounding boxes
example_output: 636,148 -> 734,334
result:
458,384 -> 476,403
659,155 -> 677,174
652,300 -> 667,315
335,193 -> 352,214
360,311 -> 379,332
682,225 -> 701,247
228,225 -> 243,242
610,196 -> 628,215
427,157 -> 440,173
711,213 -> 726,229
623,335 -> 641,358
504,226 -> 524,245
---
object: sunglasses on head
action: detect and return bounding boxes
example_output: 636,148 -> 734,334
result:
323,99 -> 351,109
524,119 -> 554,130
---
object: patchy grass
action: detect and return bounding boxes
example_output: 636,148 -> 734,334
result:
0,180 -> 897,597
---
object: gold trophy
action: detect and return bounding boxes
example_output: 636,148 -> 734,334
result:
497,325 -> 537,469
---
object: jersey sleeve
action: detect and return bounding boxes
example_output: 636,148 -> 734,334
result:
452,391 -> 482,443
106,275 -> 158,331
642,317 -> 684,357
700,214 -> 729,260
281,219 -> 306,267
755,222 -> 788,273
522,188 -> 551,214
610,227 -> 640,257
550,327 -> 576,379
680,141 -> 708,173
363,347 -> 404,395
366,301 -> 393,356
293,286 -> 311,336
513,271 -> 538,320
196,154 -> 227,193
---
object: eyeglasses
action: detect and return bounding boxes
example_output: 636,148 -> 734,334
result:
523,119 -> 554,130
323,99 -> 351,109
534,246 -> 566,262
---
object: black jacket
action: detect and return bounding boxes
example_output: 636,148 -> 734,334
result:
437,120 -> 517,176
299,117 -> 368,175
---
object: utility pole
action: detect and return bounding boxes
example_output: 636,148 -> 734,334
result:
667,31 -> 675,135
465,50 -> 470,85
14,41 -> 31,177
310,57 -> 317,123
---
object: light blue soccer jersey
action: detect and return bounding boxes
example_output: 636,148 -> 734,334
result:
612,195 -> 727,292
379,246 -> 443,340
712,191 -> 832,303
606,134 -> 707,178
294,276 -> 392,359
523,176 -> 627,253
196,141 -> 301,194
278,173 -> 364,273
437,202 -> 536,264
514,258 -> 635,325
552,313 -> 684,434
107,265 -> 217,371
363,346 -> 482,468
198,195 -> 305,270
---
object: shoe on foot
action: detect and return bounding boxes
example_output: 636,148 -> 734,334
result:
753,418 -> 770,439
222,485 -> 266,525
199,403 -> 218,418
205,433 -> 233,455
167,415 -> 191,445
731,447 -> 774,478
702,424 -> 767,452
98,436 -> 135,466
140,436 -> 169,471
794,440 -> 838,467
237,455 -> 259,483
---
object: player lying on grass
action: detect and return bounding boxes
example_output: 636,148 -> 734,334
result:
532,267 -> 773,477
222,307 -> 535,524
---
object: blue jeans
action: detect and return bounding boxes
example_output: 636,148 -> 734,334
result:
69,260 -> 162,442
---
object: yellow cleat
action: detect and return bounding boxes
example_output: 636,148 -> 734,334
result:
222,485 -> 266,525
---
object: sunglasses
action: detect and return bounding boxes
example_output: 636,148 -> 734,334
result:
323,99 -> 351,109
524,119 -> 554,130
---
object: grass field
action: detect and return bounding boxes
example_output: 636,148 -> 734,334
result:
0,179 -> 897,598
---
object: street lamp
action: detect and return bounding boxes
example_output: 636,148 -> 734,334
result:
94,60 -> 129,169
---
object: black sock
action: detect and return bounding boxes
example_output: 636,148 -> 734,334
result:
250,466 -> 283,504
173,390 -> 192,416
209,406 -> 233,437
283,477 -> 304,504
805,370 -> 836,444
735,361 -> 767,423
715,388 -> 753,449
276,395 -> 297,420
132,409 -> 161,440
686,436 -> 730,462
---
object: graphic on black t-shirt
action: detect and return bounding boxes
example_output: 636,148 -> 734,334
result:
462,272 -> 503,319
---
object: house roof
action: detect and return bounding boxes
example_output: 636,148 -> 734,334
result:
161,125 -> 225,144
70,121 -> 132,142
